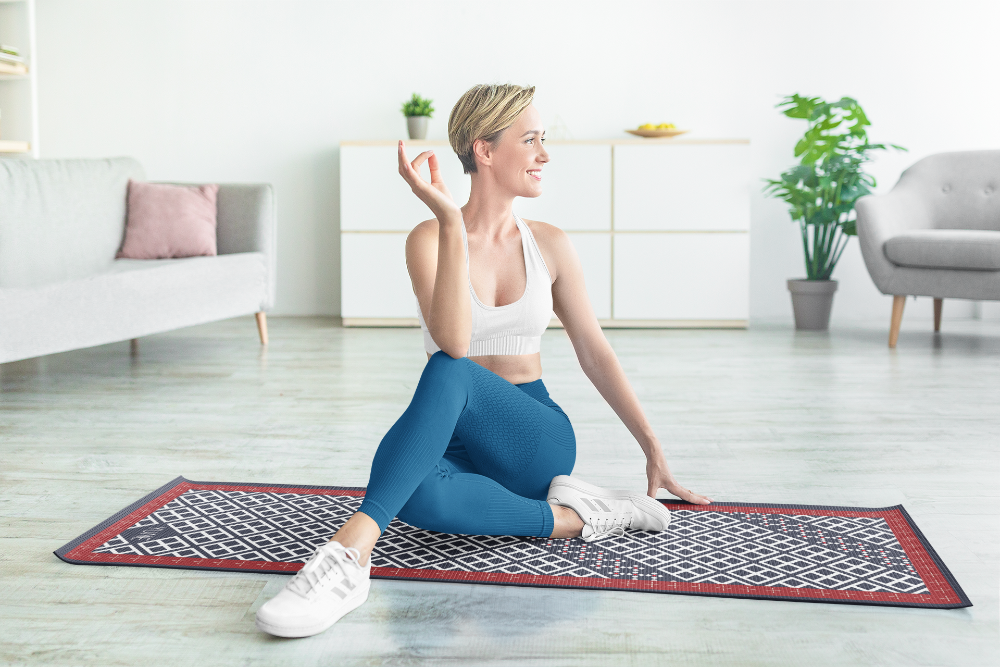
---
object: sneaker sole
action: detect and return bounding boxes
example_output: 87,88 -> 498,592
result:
255,583 -> 370,638
548,475 -> 671,530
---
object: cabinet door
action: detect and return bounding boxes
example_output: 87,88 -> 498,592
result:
613,144 -> 750,231
341,144 -> 471,231
341,233 -> 414,318
516,144 -> 612,231
566,232 -> 612,319
613,233 -> 749,320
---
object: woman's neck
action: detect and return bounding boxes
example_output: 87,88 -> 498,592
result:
462,176 -> 516,239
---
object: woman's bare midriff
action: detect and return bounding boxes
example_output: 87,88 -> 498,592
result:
426,352 -> 543,385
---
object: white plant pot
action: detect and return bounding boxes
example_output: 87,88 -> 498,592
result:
406,116 -> 428,140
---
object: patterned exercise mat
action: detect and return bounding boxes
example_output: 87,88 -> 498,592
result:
55,477 -> 970,609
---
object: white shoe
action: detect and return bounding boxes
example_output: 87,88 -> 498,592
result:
547,475 -> 671,542
255,541 -> 371,638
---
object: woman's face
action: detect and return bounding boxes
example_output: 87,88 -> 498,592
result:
478,104 -> 549,198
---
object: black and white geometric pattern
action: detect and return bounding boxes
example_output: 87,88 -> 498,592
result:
93,488 -> 928,595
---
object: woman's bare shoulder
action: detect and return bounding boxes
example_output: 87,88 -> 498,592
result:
406,218 -> 440,248
519,219 -> 574,279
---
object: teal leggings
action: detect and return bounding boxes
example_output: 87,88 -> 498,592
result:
358,351 -> 576,537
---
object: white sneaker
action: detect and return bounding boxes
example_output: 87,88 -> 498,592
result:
547,475 -> 671,542
255,541 -> 371,638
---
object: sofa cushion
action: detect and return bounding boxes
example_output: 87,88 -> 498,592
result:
0,252 -> 268,364
0,157 -> 145,288
118,181 -> 219,259
884,230 -> 1000,271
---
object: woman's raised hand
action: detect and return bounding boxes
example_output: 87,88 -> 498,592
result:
397,141 -> 462,221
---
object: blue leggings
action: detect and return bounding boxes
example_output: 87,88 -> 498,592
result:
357,351 -> 576,538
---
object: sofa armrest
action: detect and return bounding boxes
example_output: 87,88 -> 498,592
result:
856,190 -> 932,295
216,184 -> 276,309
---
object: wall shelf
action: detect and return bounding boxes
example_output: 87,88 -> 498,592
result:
0,138 -> 30,152
0,0 -> 39,157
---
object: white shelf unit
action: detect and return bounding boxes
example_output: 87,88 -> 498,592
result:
340,139 -> 750,328
0,0 -> 38,157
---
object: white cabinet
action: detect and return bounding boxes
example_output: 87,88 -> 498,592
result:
340,139 -> 749,327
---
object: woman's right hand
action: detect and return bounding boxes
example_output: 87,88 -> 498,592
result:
397,141 -> 462,221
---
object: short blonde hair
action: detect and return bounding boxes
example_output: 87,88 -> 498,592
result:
448,83 -> 535,174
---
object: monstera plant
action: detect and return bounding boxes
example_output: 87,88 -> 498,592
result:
764,94 -> 905,329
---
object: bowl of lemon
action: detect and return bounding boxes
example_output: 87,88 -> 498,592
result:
625,123 -> 689,138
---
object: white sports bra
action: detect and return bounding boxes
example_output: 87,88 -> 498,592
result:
416,213 -> 553,356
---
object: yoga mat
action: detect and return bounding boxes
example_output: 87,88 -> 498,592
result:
55,477 -> 970,609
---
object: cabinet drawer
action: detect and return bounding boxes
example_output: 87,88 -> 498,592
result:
613,144 -> 750,231
341,233 -> 414,318
341,145 -> 471,231
516,144 -> 611,231
613,233 -> 749,320
567,232 -> 611,319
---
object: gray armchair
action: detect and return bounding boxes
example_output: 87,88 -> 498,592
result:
856,150 -> 1000,347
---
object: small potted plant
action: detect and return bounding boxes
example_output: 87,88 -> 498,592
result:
401,93 -> 434,140
764,94 -> 904,330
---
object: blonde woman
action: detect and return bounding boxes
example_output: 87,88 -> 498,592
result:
256,84 -> 712,637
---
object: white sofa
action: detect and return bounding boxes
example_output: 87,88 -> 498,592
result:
0,157 -> 276,364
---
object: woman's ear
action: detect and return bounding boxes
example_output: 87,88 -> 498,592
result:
472,138 -> 493,170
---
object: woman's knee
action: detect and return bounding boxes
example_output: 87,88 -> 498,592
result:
422,350 -> 472,385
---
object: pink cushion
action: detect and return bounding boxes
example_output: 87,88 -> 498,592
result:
118,181 -> 219,259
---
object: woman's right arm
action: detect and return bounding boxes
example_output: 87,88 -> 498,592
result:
398,142 -> 470,358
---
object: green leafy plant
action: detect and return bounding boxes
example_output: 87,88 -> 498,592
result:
401,93 -> 434,118
763,94 -> 905,280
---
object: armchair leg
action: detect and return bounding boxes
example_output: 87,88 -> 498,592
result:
255,312 -> 269,345
933,298 -> 943,332
889,295 -> 906,348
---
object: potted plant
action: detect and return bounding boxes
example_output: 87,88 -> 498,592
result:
401,93 -> 434,140
764,94 -> 904,330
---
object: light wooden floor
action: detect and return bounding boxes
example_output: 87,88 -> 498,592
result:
2,316 -> 998,666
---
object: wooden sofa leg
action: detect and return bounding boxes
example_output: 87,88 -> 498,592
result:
889,295 -> 906,348
255,312 -> 269,345
933,298 -> 943,332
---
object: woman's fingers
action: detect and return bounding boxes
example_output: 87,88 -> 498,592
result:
410,151 -> 434,173
427,152 -> 443,184
681,487 -> 713,505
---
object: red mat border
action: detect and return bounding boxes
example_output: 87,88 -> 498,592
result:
55,477 -> 971,609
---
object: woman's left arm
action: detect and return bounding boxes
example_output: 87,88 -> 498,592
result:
543,226 -> 712,505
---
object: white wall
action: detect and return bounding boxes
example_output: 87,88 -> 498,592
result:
34,0 -> 1000,321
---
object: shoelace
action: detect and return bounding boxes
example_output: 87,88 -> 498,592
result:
288,544 -> 363,598
585,515 -> 630,542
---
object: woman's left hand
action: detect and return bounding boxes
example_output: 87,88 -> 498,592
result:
646,457 -> 713,505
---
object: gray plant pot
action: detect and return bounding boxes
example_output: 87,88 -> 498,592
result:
787,279 -> 838,331
406,116 -> 428,140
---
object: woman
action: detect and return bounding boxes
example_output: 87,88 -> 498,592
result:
256,84 -> 711,638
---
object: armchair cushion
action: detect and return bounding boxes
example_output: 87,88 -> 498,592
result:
884,230 -> 1000,271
